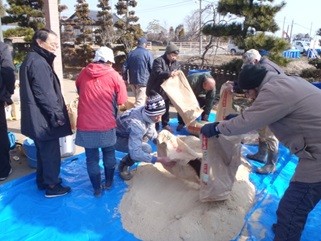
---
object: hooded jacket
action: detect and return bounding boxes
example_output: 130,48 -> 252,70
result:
116,106 -> 157,162
76,63 -> 127,131
19,45 -> 72,141
218,72 -> 321,183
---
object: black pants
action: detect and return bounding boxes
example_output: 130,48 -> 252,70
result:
0,102 -> 11,177
34,138 -> 61,186
156,98 -> 170,130
273,181 -> 321,241
177,97 -> 207,125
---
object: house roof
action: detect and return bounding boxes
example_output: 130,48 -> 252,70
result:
66,10 -> 120,23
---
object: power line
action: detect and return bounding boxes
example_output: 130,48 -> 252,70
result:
135,0 -> 195,14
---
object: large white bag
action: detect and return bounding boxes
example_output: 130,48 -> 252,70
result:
200,134 -> 243,202
161,70 -> 203,126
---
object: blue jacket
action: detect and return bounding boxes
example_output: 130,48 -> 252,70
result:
116,106 -> 157,162
122,46 -> 153,86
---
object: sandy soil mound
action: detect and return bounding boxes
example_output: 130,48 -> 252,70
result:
119,163 -> 255,241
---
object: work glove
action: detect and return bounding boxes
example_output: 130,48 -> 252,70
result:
200,122 -> 220,138
224,114 -> 238,120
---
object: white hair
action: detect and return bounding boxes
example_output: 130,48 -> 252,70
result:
242,49 -> 261,65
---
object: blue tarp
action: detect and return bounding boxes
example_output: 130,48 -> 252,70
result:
1,115 -> 320,241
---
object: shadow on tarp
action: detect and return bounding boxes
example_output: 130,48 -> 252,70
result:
0,152 -> 139,241
233,144 -> 321,241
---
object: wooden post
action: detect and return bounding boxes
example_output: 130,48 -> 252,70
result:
43,0 -> 64,88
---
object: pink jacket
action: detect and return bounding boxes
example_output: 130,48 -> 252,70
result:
76,63 -> 127,131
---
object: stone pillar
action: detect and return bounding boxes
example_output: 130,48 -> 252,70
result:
43,0 -> 64,88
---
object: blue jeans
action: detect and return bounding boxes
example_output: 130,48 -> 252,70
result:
85,146 -> 116,190
273,181 -> 321,241
115,136 -> 152,162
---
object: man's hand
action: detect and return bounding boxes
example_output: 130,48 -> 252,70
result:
200,122 -> 220,138
170,70 -> 179,77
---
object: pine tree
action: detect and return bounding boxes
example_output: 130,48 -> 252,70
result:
2,0 -> 45,41
95,0 -> 115,46
202,0 -> 289,64
114,0 -> 144,55
73,0 -> 94,66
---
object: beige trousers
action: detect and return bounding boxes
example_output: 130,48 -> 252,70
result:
130,85 -> 147,107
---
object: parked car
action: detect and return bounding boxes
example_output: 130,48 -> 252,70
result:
292,41 -> 310,54
227,41 -> 244,55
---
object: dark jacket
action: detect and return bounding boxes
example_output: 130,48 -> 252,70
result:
259,57 -> 284,74
0,42 -> 15,104
19,45 -> 72,141
146,54 -> 180,99
187,72 -> 216,115
122,46 -> 153,86
219,72 -> 321,183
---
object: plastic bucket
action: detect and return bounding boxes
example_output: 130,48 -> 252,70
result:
23,134 -> 76,168
22,138 -> 37,169
59,134 -> 76,157
188,69 -> 211,76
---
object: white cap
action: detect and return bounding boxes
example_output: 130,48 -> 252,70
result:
93,46 -> 115,63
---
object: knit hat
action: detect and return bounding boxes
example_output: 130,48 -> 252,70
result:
238,64 -> 268,90
93,46 -> 115,63
145,90 -> 166,117
165,43 -> 179,54
137,37 -> 147,46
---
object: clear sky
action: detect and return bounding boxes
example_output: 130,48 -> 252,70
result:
60,0 -> 321,37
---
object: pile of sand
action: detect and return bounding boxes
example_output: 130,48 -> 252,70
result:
119,162 -> 255,241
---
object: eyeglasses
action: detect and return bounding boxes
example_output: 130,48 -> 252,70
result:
43,41 -> 59,48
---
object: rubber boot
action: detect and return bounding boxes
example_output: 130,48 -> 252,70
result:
118,155 -> 135,181
89,174 -> 101,197
246,140 -> 268,163
256,150 -> 278,174
103,168 -> 115,189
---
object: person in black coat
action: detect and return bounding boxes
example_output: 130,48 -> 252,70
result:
19,29 -> 72,198
0,41 -> 16,181
146,43 -> 180,132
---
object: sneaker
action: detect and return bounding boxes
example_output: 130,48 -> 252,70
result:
37,177 -> 63,190
0,168 -> 12,181
45,184 -> 71,198
176,124 -> 185,132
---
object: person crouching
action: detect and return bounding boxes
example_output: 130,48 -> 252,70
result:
115,90 -> 174,180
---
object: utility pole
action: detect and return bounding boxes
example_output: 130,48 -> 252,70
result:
281,17 -> 285,38
199,0 -> 202,55
289,20 -> 294,43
